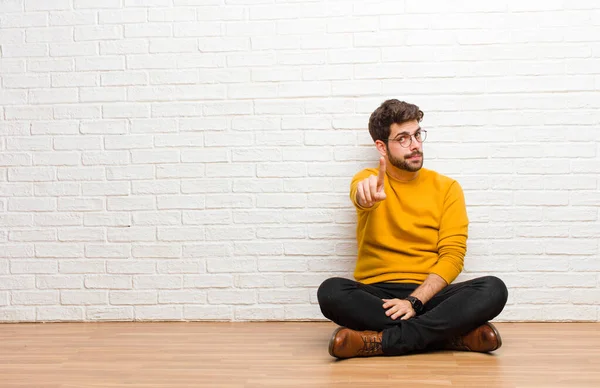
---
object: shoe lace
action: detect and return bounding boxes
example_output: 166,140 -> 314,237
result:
359,334 -> 382,355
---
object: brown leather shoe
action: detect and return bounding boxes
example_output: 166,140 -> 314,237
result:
443,322 -> 502,353
328,327 -> 384,359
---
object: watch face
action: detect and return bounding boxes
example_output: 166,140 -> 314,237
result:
409,297 -> 423,312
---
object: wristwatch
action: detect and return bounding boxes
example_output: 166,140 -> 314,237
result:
404,296 -> 424,314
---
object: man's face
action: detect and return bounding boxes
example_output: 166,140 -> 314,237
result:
385,120 -> 424,172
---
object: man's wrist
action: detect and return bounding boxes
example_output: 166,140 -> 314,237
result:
404,296 -> 424,314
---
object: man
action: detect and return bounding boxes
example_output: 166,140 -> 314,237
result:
317,99 -> 508,359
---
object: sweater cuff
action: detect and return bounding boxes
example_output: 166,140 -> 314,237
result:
430,260 -> 461,285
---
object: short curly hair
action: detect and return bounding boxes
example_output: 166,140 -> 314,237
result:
368,99 -> 424,143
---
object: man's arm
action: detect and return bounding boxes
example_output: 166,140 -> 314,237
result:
430,180 -> 468,284
350,157 -> 387,210
382,274 -> 447,320
408,273 -> 447,304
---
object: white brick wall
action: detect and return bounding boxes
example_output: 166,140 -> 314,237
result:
0,1 -> 599,323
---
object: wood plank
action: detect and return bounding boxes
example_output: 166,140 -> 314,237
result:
0,322 -> 599,387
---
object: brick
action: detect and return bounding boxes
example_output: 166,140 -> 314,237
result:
76,57 -> 124,71
235,274 -> 284,288
37,275 -> 83,289
85,242 -> 132,258
257,258 -> 307,272
149,70 -> 198,85
125,0 -> 172,6
207,289 -> 256,305
152,103 -> 202,117
84,213 -> 130,227
132,180 -> 180,195
58,198 -> 103,212
159,290 -> 206,304
234,242 -> 283,256
284,273 -> 332,288
255,193 -> 307,209
8,167 -> 56,182
87,307 -> 133,321
5,106 -> 53,120
204,194 -> 253,209
156,165 -> 204,179
49,10 -> 96,26
133,211 -> 181,226
285,305 -> 327,320
10,259 -> 57,274
56,167 -> 103,181
149,7 -> 196,21
54,104 -> 102,119
0,153 -> 31,166
258,289 -> 309,304
75,25 -> 122,41
184,274 -> 232,288
86,275 -> 132,289
0,183 -> 33,197
49,42 -> 97,57
58,228 -> 104,242
37,307 -> 84,321
235,306 -> 284,321
184,305 -> 232,320
10,229 -> 56,242
0,122 -> 28,136
205,226 -> 254,241
2,44 -> 48,58
106,227 -> 155,242
206,257 -> 255,273
0,308 -> 35,322
157,227 -> 205,242
107,260 -> 155,274
134,275 -> 182,289
157,260 -> 205,274
0,276 -> 35,290
59,260 -> 105,274
132,244 -> 181,258
230,178 -> 281,194
174,22 -> 221,37
110,291 -> 156,305
284,241 -> 335,256
61,290 -> 107,305
182,210 -> 230,225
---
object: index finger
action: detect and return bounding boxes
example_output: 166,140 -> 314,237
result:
377,157 -> 386,187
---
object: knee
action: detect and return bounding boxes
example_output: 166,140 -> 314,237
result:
479,276 -> 509,307
317,277 -> 347,308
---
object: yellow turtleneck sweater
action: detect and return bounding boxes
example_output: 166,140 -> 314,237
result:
350,167 -> 468,285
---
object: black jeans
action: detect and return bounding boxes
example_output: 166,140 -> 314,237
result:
317,276 -> 509,356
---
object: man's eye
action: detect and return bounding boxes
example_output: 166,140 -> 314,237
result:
398,136 -> 408,142
414,132 -> 422,140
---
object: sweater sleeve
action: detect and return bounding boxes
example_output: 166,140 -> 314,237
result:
431,180 -> 469,284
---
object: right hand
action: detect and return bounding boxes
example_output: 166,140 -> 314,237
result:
356,157 -> 387,208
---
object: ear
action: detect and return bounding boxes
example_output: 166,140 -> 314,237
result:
375,140 -> 387,158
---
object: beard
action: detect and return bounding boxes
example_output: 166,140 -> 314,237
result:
387,147 -> 424,172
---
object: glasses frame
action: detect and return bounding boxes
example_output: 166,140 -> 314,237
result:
383,129 -> 427,148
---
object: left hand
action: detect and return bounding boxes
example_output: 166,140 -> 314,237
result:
382,298 -> 415,321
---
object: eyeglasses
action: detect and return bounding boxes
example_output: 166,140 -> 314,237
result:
383,129 -> 427,148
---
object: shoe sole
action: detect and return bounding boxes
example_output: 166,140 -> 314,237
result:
485,322 -> 502,351
328,327 -> 344,358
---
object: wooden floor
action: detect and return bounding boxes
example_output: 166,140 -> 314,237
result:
1,322 -> 599,388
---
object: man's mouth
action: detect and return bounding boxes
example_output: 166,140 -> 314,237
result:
406,153 -> 422,160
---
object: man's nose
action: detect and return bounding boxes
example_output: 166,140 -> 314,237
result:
410,138 -> 421,151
